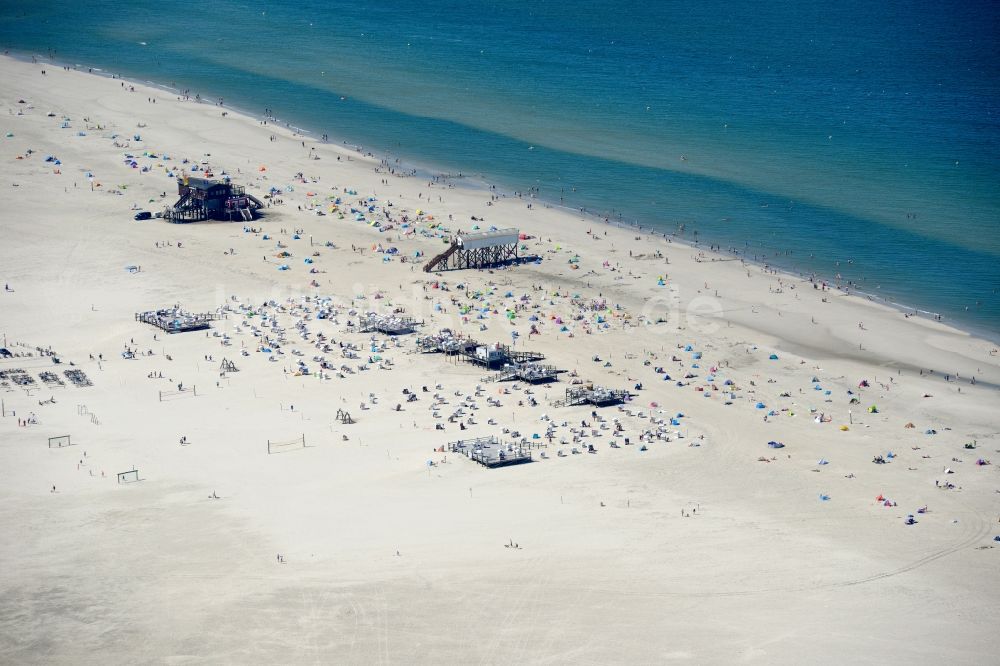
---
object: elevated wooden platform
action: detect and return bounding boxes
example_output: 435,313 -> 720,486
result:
417,334 -> 544,371
424,229 -> 519,272
136,308 -> 222,333
359,313 -> 418,335
165,177 -> 264,223
553,385 -> 630,408
491,362 -> 559,384
448,436 -> 531,468
459,342 -> 544,370
416,334 -> 477,355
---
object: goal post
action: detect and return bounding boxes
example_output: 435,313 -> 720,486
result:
267,434 -> 306,454
48,435 -> 73,448
117,469 -> 139,483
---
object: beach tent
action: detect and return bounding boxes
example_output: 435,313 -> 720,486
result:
769,354 -> 779,360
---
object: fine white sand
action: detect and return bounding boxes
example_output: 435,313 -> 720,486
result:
1,56 -> 998,664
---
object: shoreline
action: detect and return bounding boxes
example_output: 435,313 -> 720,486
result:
3,52 -> 996,368
6,48 -> 995,343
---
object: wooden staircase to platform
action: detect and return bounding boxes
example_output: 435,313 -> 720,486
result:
423,241 -> 459,272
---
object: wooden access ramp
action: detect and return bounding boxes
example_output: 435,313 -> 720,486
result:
423,242 -> 459,272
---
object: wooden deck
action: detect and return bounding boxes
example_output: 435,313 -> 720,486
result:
136,309 -> 223,333
490,363 -> 559,383
553,386 -> 630,407
359,314 -> 419,335
448,436 -> 532,468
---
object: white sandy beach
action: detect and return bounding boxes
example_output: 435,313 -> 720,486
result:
1,56 -> 999,664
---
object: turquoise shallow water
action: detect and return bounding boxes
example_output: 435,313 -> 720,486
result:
2,0 -> 998,335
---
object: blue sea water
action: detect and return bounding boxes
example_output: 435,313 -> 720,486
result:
2,1 -> 998,335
